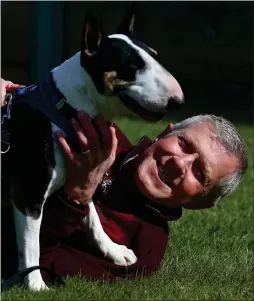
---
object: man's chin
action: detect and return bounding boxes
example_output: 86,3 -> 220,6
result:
135,163 -> 173,206
183,200 -> 216,210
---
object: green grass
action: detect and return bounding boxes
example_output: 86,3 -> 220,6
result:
2,117 -> 253,300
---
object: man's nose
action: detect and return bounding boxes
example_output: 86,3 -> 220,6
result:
172,153 -> 199,175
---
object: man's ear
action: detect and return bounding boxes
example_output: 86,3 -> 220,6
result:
82,13 -> 104,56
155,123 -> 174,141
116,2 -> 136,36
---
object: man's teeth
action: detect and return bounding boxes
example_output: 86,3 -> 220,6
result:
158,166 -> 166,182
158,165 -> 171,188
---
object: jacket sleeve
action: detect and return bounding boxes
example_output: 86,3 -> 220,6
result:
41,193 -> 89,238
40,208 -> 169,283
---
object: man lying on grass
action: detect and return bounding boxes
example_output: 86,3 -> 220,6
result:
2,84 -> 248,285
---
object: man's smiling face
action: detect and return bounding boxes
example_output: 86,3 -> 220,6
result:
135,122 -> 238,209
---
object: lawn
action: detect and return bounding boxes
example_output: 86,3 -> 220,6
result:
1,117 -> 253,300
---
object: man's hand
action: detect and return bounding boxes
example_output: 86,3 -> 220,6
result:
1,78 -> 25,106
56,111 -> 118,204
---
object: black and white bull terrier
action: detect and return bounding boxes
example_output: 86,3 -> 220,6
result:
5,10 -> 184,290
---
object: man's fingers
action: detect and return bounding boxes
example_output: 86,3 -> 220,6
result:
70,118 -> 90,153
77,111 -> 100,154
103,126 -> 118,160
92,115 -> 112,149
7,84 -> 25,91
73,111 -> 117,163
91,115 -> 118,160
2,99 -> 7,106
56,131 -> 74,161
1,78 -> 25,107
5,81 -> 25,91
109,126 -> 118,158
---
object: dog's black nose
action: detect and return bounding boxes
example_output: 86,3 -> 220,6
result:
166,96 -> 185,111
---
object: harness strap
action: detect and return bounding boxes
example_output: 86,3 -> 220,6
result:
38,74 -> 81,151
1,73 -> 80,153
41,73 -> 78,122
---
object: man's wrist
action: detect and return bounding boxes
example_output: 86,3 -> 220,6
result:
63,184 -> 75,200
58,187 -> 88,208
63,185 -> 90,205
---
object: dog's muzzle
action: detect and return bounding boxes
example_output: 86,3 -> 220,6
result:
119,94 -> 164,122
119,94 -> 185,122
166,95 -> 185,111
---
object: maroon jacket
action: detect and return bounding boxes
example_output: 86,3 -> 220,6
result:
2,125 -> 182,284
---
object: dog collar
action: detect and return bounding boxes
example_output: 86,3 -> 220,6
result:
41,73 -> 78,121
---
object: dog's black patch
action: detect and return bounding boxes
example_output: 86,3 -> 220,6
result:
81,36 -> 145,95
6,102 -> 55,219
130,38 -> 161,63
100,37 -> 146,81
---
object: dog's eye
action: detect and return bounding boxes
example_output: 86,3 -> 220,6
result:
129,54 -> 144,71
117,54 -> 145,82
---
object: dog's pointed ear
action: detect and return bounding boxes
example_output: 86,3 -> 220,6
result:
82,13 -> 104,56
116,3 -> 136,36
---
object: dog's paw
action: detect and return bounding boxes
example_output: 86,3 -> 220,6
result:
26,271 -> 49,291
104,242 -> 137,266
27,279 -> 49,291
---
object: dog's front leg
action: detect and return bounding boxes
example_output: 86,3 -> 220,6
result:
83,200 -> 137,266
13,206 -> 48,290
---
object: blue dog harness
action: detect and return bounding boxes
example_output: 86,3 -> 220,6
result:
1,73 -> 79,153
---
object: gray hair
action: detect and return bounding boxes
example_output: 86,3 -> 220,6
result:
168,115 -> 248,203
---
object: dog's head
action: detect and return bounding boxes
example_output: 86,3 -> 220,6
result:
81,7 -> 184,122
